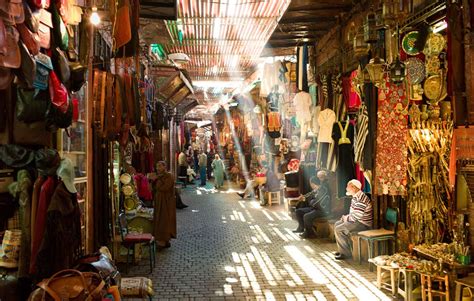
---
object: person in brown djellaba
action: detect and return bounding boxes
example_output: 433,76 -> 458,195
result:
149,161 -> 176,250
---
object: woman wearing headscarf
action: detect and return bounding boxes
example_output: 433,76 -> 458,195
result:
211,154 -> 225,189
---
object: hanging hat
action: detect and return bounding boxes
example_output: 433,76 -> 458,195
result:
0,144 -> 35,168
0,230 -> 21,268
57,158 -> 77,193
35,149 -> 60,176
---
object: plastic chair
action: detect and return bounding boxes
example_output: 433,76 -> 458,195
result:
118,213 -> 156,274
357,207 -> 398,271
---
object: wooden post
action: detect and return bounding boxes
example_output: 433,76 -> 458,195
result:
86,19 -> 94,254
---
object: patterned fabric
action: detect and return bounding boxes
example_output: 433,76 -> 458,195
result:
375,78 -> 408,196
354,104 -> 369,166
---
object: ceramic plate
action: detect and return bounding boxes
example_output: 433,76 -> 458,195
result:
402,31 -> 420,56
124,197 -> 138,211
122,185 -> 134,196
424,33 -> 446,56
424,75 -> 447,103
425,56 -> 440,75
405,57 -> 425,84
120,173 -> 132,185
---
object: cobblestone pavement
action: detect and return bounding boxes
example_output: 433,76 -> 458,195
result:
126,182 -> 392,301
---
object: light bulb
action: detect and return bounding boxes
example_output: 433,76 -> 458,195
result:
90,7 -> 101,26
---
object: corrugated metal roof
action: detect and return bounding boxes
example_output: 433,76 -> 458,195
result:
164,0 -> 290,81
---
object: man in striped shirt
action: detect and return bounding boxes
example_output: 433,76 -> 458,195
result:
334,179 -> 373,260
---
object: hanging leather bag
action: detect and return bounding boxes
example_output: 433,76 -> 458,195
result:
27,269 -> 105,301
0,25 -> 20,68
23,1 -> 40,33
16,88 -> 48,122
52,47 -> 70,84
17,22 -> 40,55
48,70 -> 68,113
51,1 -> 67,51
68,62 -> 86,92
113,0 -> 131,51
15,41 -> 37,88
45,92 -> 72,130
0,0 -> 24,25
38,8 -> 52,49
33,52 -> 53,90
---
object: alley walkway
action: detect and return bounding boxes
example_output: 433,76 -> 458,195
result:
128,183 -> 392,300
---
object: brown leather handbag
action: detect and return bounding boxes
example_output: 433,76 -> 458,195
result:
113,0 -> 131,51
28,269 -> 105,301
0,25 -> 20,68
17,22 -> 40,55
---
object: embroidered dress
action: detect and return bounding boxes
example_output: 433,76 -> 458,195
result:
332,120 -> 356,197
375,78 -> 408,195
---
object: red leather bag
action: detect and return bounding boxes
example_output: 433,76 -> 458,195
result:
48,71 -> 68,113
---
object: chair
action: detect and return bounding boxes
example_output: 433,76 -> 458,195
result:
357,207 -> 398,271
118,213 -> 156,274
455,275 -> 474,301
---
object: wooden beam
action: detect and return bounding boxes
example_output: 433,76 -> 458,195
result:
139,1 -> 175,8
279,16 -> 336,24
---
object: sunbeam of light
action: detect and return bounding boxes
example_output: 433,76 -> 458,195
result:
284,246 -> 328,285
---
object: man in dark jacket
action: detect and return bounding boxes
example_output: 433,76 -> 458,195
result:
293,176 -> 331,238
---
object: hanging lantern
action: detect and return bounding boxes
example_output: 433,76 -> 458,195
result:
389,57 -> 406,84
364,12 -> 378,44
353,29 -> 368,59
365,57 -> 386,87
382,0 -> 397,26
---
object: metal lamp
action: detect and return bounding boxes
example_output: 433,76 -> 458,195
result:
390,57 -> 406,84
364,12 -> 378,44
365,57 -> 386,87
353,29 -> 368,59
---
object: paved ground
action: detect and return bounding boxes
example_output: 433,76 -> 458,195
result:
126,182 -> 392,301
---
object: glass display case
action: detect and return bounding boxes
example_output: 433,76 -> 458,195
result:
58,86 -> 88,253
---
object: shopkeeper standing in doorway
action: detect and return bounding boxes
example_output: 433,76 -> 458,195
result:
150,161 -> 177,250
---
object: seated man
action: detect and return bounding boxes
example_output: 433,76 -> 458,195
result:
293,176 -> 331,238
334,179 -> 373,260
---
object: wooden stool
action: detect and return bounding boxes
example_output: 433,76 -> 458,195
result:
398,268 -> 422,301
267,191 -> 281,206
285,197 -> 300,217
420,273 -> 450,301
455,275 -> 474,301
312,219 -> 329,238
327,219 -> 337,242
376,265 -> 399,296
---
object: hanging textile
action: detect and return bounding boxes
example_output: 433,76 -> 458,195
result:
260,61 -> 287,97
342,70 -> 362,112
362,83 -> 377,171
317,109 -> 336,143
374,78 -> 408,196
354,104 -> 369,167
332,120 -> 356,197
296,45 -> 309,92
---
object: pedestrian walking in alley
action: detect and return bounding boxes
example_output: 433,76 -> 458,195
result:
150,161 -> 177,250
334,179 -> 373,260
198,150 -> 207,186
211,154 -> 225,188
178,149 -> 188,183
